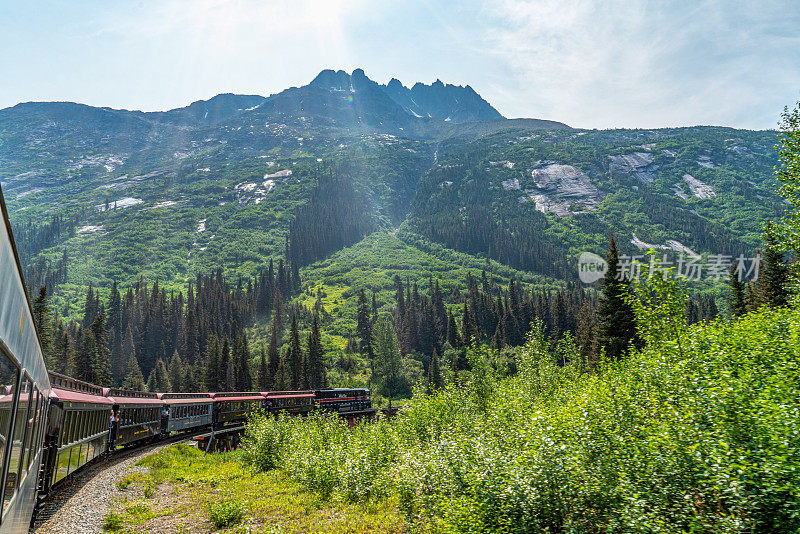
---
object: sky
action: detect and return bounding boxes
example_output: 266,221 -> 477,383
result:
1,0 -> 799,130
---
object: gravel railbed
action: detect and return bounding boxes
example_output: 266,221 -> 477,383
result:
31,440 -> 182,534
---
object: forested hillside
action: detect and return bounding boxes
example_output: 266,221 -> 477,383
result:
1,68 -> 785,392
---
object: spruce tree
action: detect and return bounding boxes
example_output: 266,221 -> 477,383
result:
266,318 -> 281,389
462,302 -> 476,346
758,228 -> 790,307
727,264 -> 747,317
107,280 -> 123,380
446,310 -> 461,347
53,330 -> 74,375
356,289 -> 373,357
123,352 -> 145,390
146,358 -> 171,392
427,348 -> 443,393
90,311 -> 112,386
595,233 -> 638,360
220,337 -> 231,390
257,345 -> 269,390
168,351 -> 183,392
288,313 -> 303,389
234,332 -> 252,391
76,330 -> 97,383
276,349 -> 291,390
307,313 -> 325,388
32,285 -> 53,361
205,336 -> 221,391
372,313 -> 406,398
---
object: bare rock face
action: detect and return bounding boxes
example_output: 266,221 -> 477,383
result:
522,163 -> 604,216
608,152 -> 658,183
682,173 -> 716,199
696,155 -> 718,168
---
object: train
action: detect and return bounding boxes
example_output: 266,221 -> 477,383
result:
39,372 -> 371,500
0,186 -> 371,533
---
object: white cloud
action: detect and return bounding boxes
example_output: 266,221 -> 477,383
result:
481,0 -> 800,129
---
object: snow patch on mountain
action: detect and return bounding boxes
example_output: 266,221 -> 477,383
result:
97,197 -> 142,212
78,225 -> 105,234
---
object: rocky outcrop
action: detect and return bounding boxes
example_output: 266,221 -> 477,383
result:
521,163 -> 604,216
608,152 -> 658,183
682,173 -> 716,199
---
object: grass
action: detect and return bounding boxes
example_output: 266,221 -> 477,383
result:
105,443 -> 407,533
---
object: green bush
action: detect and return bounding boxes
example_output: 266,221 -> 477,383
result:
242,302 -> 800,532
208,497 -> 244,528
103,511 -> 123,532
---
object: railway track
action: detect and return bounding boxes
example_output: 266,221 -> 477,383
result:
30,432 -> 198,533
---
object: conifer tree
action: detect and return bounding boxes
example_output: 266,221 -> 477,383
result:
106,280 -> 123,380
595,233 -> 638,360
146,358 -> 171,392
276,349 -> 292,390
356,289 -> 373,357
372,313 -> 406,398
427,348 -> 443,393
204,336 -> 221,391
288,313 -> 303,389
168,351 -> 183,392
257,345 -> 269,390
234,332 -> 252,391
32,285 -> 53,361
727,264 -> 747,317
90,311 -> 112,386
76,330 -> 97,383
122,352 -> 145,390
53,330 -> 74,375
82,286 -> 99,327
446,310 -> 461,348
182,308 -> 199,364
266,318 -> 281,389
220,337 -> 231,390
307,313 -> 325,388
462,302 -> 476,346
758,228 -> 790,307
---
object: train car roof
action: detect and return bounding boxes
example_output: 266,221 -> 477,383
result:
48,371 -> 105,396
50,387 -> 114,405
105,396 -> 165,406
157,392 -> 211,404
315,388 -> 369,392
161,396 -> 213,405
263,392 -> 314,399
210,392 -> 265,402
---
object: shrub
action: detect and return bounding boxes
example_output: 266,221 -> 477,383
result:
208,497 -> 244,528
103,511 -> 123,532
241,304 -> 800,532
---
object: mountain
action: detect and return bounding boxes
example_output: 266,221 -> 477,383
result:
382,77 -> 503,123
149,93 -> 267,126
0,69 -> 782,347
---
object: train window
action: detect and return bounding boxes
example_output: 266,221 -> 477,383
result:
0,356 -> 18,512
25,389 -> 40,470
4,378 -> 30,507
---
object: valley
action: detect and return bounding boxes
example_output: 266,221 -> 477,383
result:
0,68 -> 783,393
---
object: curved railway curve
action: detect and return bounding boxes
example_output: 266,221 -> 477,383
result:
0,187 -> 375,533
